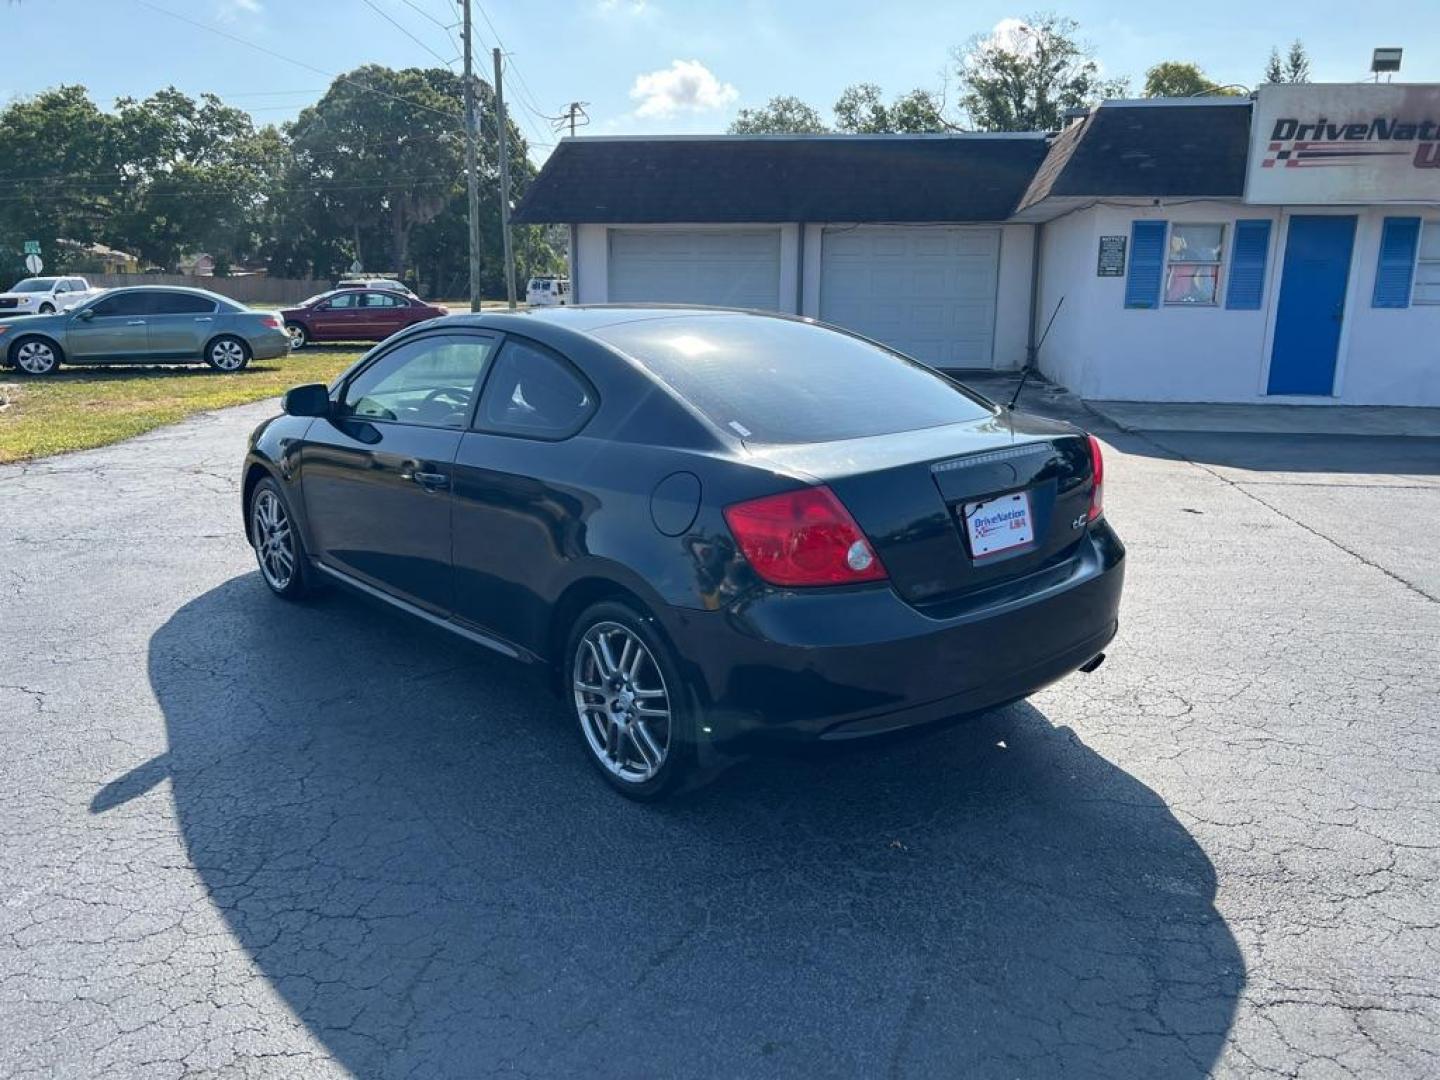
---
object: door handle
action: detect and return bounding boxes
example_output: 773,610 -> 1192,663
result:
405,469 -> 449,490
126,319 -> 146,325
194,317 -> 213,323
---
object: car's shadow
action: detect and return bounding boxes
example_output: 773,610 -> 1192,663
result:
115,576 -> 1243,1078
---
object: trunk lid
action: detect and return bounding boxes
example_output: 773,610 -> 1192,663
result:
749,411 -> 1095,608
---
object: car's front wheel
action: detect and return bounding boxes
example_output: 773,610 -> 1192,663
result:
206,335 -> 251,372
249,478 -> 314,600
10,336 -> 62,375
566,601 -> 693,800
285,322 -> 308,350
38,303 -> 55,315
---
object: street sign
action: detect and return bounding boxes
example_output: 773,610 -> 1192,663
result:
349,259 -> 363,274
24,254 -> 43,275
23,241 -> 41,256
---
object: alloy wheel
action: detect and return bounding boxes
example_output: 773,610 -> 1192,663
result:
252,489 -> 295,591
286,324 -> 306,349
15,340 -> 57,374
211,338 -> 247,371
573,621 -> 672,784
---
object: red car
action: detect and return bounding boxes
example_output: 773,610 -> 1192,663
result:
279,289 -> 448,349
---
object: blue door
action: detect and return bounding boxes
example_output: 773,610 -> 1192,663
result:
1267,215 -> 1356,396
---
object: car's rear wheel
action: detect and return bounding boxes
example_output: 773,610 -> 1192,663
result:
249,478 -> 313,599
11,336 -> 61,375
285,322 -> 308,350
567,601 -> 693,799
206,335 -> 251,372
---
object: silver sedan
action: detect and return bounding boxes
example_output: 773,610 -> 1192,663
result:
0,286 -> 291,375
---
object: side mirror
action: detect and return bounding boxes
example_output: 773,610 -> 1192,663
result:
74,308 -> 95,321
283,383 -> 332,418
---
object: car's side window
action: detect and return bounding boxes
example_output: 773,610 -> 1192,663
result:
324,293 -> 358,310
87,292 -> 149,318
145,292 -> 218,315
474,337 -> 596,440
341,334 -> 495,429
362,292 -> 401,308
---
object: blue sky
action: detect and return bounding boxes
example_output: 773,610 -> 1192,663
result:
5,0 -> 1437,163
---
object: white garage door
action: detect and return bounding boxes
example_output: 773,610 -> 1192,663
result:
819,226 -> 1001,369
608,229 -> 781,310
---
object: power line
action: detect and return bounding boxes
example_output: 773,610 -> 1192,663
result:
397,0 -> 454,31
133,0 -> 464,123
359,0 -> 456,68
0,177 -> 469,203
469,2 -> 548,120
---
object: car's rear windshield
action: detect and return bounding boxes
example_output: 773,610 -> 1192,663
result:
591,314 -> 993,444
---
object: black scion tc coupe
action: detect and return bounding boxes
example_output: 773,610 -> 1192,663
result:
242,307 -> 1125,799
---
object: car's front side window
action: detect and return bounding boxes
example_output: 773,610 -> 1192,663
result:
87,292 -> 149,318
341,334 -> 495,429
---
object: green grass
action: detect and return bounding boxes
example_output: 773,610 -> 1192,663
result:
0,348 -> 365,464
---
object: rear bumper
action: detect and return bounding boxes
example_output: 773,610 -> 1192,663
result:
250,330 -> 292,360
665,520 -> 1125,748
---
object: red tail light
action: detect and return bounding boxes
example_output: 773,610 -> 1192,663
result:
1087,434 -> 1104,521
262,314 -> 283,330
723,485 -> 887,587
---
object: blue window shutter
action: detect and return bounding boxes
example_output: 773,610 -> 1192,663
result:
1373,217 -> 1420,309
1225,220 -> 1271,310
1125,221 -> 1166,309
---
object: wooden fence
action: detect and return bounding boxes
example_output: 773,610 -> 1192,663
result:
83,273 -> 331,305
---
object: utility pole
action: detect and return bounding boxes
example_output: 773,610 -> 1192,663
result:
493,46 -> 517,310
460,0 -> 481,312
557,101 -> 591,138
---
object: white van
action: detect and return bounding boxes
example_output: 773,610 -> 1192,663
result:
526,276 -> 570,307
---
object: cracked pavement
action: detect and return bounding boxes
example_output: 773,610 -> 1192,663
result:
1,398 -> 1438,1078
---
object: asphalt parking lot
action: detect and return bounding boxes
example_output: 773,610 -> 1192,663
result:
2,399 -> 1438,1079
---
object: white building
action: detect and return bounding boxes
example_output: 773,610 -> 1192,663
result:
514,83 -> 1440,407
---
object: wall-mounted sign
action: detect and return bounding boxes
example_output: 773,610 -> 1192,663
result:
1246,84 -> 1440,205
1097,235 -> 1126,276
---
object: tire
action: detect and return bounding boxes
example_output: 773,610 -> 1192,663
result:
249,477 -> 315,600
38,303 -> 55,315
10,335 -> 62,375
566,600 -> 695,800
285,322 -> 308,350
205,334 -> 251,372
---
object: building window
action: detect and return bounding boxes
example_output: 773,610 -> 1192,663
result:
1414,221 -> 1440,305
1164,224 -> 1225,306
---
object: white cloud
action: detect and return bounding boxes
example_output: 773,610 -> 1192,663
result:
972,17 -> 1038,63
215,0 -> 262,22
628,59 -> 737,119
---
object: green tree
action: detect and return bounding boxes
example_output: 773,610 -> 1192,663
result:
953,14 -> 1127,131
1263,40 -> 1311,84
1143,61 -> 1242,98
109,88 -> 274,271
833,83 -> 950,133
287,66 -> 466,277
0,86 -> 119,274
283,64 -> 550,292
728,96 -> 828,134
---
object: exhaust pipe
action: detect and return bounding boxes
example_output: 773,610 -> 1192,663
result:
1079,652 -> 1106,674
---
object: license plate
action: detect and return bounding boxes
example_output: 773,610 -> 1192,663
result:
962,491 -> 1035,559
